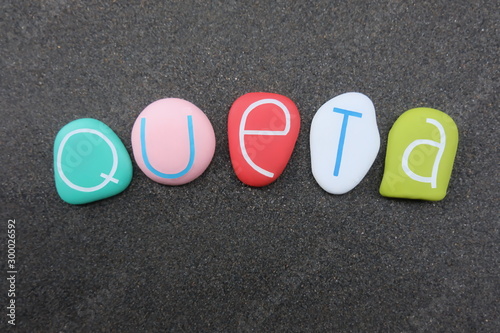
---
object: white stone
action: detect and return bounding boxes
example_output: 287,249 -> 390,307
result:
310,92 -> 380,194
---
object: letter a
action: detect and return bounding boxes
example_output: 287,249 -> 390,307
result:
402,118 -> 445,188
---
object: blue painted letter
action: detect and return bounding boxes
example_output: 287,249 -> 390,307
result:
140,116 -> 195,179
332,108 -> 363,176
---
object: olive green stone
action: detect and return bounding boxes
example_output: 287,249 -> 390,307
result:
54,118 -> 132,204
379,108 -> 458,201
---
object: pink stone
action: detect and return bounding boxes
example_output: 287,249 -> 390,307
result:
131,98 -> 216,185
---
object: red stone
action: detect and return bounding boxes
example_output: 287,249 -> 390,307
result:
228,92 -> 301,187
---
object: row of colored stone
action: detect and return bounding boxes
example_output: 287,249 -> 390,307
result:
54,92 -> 458,205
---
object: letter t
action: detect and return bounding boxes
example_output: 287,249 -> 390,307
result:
332,108 -> 363,177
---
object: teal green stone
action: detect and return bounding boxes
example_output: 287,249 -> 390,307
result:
54,118 -> 132,204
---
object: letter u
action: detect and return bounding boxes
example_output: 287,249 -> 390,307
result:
140,116 -> 195,179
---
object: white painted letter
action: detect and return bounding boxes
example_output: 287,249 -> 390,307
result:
239,99 -> 290,178
402,118 -> 446,188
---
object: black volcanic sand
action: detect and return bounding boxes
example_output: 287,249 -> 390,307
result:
1,1 -> 498,331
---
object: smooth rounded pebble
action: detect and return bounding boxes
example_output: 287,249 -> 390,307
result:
131,98 -> 216,185
228,92 -> 301,187
310,92 -> 380,194
379,107 -> 459,201
54,118 -> 133,204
